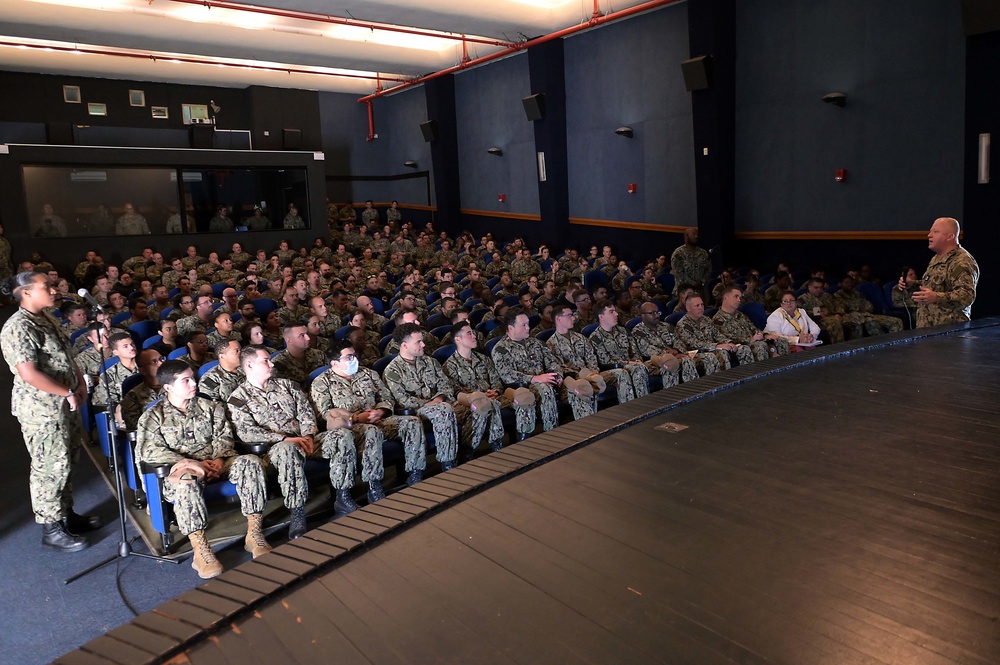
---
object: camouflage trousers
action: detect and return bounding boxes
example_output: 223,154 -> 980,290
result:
859,314 -> 903,335
498,394 -> 536,435
694,351 -> 726,374
320,418 -> 426,480
626,363 -> 650,397
19,404 -> 82,524
747,340 -> 771,362
816,316 -> 847,343
529,382 -> 561,431
727,344 -> 756,366
454,401 -> 506,449
262,440 -> 313,510
418,402 -> 459,464
601,368 -> 636,403
555,383 -> 595,423
164,455 -> 267,535
677,356 -> 699,382
643,360 -> 683,388
767,336 -> 792,356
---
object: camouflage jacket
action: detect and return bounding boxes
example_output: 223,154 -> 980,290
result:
199,364 -> 245,402
546,331 -> 600,376
120,382 -> 164,430
491,336 -> 562,387
136,397 -> 235,465
669,245 -> 711,288
0,308 -> 81,420
589,325 -> 642,366
92,360 -> 138,407
310,366 -> 394,416
630,321 -> 682,359
271,348 -> 326,385
227,378 -> 318,443
675,315 -> 731,351
833,289 -> 873,315
711,309 -> 761,343
796,291 -> 843,317
442,350 -> 503,394
383,355 -> 454,409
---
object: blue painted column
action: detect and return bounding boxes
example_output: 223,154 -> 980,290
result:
527,39 -> 571,249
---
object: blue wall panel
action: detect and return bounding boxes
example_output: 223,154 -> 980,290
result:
319,88 -> 432,207
735,0 -> 965,232
564,4 -> 694,226
454,53 -> 538,215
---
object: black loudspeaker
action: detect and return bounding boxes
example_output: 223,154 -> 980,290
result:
190,125 -> 215,149
522,93 -> 545,121
419,120 -> 438,142
681,55 -> 712,91
46,122 -> 74,145
283,128 -> 302,150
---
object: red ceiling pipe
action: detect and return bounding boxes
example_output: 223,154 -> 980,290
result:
163,0 -> 517,48
357,0 -> 681,105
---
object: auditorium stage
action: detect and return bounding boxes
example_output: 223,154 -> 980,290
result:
54,321 -> 1000,665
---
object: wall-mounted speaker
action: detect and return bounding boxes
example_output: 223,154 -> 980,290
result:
420,120 -> 438,142
283,128 -> 302,150
46,122 -> 74,145
522,93 -> 545,121
681,55 -> 712,92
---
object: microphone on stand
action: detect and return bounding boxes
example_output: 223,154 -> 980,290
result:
77,288 -> 105,312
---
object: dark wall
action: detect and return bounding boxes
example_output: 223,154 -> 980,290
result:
963,30 -> 999,317
455,53 -> 538,216
735,0 -> 966,232
0,72 -> 323,154
564,3 -> 694,226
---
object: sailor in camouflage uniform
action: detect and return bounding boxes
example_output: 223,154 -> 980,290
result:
382,323 -> 460,470
669,228 -> 711,297
199,339 -> 245,402
675,295 -> 753,367
834,277 -> 903,336
270,323 -> 326,386
1,272 -> 103,551
712,286 -> 789,359
443,321 -> 536,450
630,303 -> 705,380
117,349 -> 165,430
546,303 -> 642,403
136,361 -> 270,578
906,218 -> 979,328
796,279 -> 853,343
115,203 -> 151,235
492,308 -> 594,429
226,346 -> 318,540
91,331 -> 139,408
587,301 -> 654,396
311,340 -> 427,514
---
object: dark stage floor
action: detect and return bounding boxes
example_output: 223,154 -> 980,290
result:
48,322 -> 1000,664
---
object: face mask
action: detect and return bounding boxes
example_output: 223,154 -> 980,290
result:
343,358 -> 359,376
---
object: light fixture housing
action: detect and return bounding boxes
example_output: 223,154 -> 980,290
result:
487,147 -> 503,156
822,92 -> 847,107
615,126 -> 634,138
403,160 -> 417,169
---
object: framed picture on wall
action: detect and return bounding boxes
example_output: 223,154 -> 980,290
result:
129,90 -> 146,107
63,85 -> 81,103
151,106 -> 169,119
88,103 -> 107,116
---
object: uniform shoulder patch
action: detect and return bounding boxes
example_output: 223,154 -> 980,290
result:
227,396 -> 246,408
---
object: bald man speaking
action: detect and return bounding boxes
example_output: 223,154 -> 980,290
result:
899,217 -> 979,328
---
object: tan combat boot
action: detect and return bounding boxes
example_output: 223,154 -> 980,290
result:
188,530 -> 223,579
244,513 -> 272,559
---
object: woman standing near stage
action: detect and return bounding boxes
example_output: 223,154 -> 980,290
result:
0,272 -> 102,552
